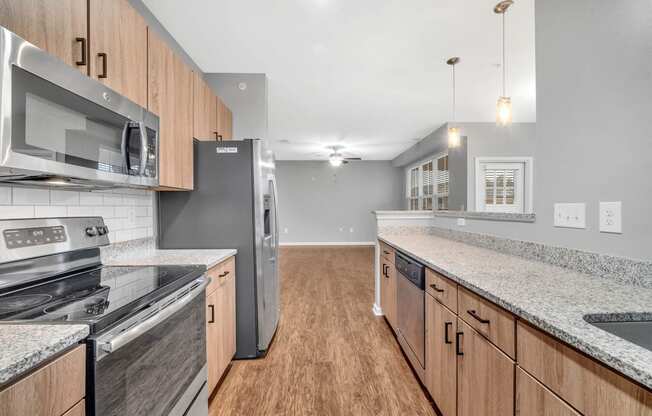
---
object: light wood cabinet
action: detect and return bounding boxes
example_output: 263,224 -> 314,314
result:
425,293 -> 457,416
379,241 -> 395,264
193,72 -> 218,140
148,29 -> 194,190
0,0 -> 88,73
425,268 -> 457,313
517,321 -> 652,416
206,256 -> 237,396
516,367 -> 580,416
380,258 -> 397,329
61,400 -> 85,416
0,345 -> 85,416
458,286 -> 515,358
457,318 -> 515,416
88,0 -> 148,108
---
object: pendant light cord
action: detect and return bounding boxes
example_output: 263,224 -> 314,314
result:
502,12 -> 506,97
452,64 -> 456,123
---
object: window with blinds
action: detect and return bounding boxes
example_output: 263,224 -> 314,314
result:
436,155 -> 449,210
477,161 -> 524,213
405,154 -> 448,211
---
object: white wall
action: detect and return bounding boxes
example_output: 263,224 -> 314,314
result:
0,186 -> 154,243
276,161 -> 404,244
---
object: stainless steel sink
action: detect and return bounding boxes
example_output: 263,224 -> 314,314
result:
584,315 -> 652,351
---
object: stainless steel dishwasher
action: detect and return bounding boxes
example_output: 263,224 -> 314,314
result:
395,251 -> 426,369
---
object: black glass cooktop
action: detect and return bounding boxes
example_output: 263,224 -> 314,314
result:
0,265 -> 204,332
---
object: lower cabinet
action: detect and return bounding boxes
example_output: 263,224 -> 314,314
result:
0,345 -> 86,416
205,256 -> 237,396
425,294 -> 457,416
380,257 -> 397,329
457,318 -> 515,416
516,367 -> 580,416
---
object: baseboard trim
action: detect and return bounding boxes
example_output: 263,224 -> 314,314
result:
372,303 -> 383,316
280,241 -> 376,247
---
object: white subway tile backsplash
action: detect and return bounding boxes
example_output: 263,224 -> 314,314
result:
35,206 -> 68,218
79,193 -> 104,206
13,188 -> 50,205
51,190 -> 79,206
0,187 -> 12,204
0,186 -> 154,243
0,205 -> 35,219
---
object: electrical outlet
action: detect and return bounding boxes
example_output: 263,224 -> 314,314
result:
283,228 -> 289,234
349,227 -> 354,233
457,218 -> 466,226
339,227 -> 344,232
554,203 -> 586,229
600,201 -> 622,234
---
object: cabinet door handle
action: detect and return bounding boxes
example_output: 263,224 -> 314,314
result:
456,331 -> 464,356
444,322 -> 453,344
97,53 -> 108,78
218,134 -> 223,142
429,284 -> 444,293
213,131 -> 219,140
383,250 -> 390,255
75,37 -> 87,66
218,270 -> 230,278
467,309 -> 490,324
383,264 -> 390,278
208,304 -> 215,323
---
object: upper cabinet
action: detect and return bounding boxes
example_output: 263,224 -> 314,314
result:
193,72 -> 218,140
88,0 -> 148,108
148,29 -> 194,190
0,0 -> 88,73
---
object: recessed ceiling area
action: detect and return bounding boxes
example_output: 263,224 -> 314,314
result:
143,0 -> 536,160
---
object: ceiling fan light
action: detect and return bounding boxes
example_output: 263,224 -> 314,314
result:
496,96 -> 513,126
329,153 -> 343,167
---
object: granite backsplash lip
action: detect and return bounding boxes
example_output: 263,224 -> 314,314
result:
433,210 -> 536,223
377,232 -> 652,390
0,323 -> 89,385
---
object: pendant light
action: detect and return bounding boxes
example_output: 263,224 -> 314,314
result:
447,57 -> 461,148
495,0 -> 514,126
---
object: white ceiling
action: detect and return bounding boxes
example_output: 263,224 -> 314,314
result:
143,0 -> 536,160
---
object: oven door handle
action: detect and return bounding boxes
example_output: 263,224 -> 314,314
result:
121,121 -> 131,173
99,277 -> 209,355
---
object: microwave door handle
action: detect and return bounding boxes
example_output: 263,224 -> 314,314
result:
121,122 -> 131,173
99,277 -> 208,356
139,122 -> 148,176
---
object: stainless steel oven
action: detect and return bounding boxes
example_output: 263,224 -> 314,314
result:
0,27 -> 159,189
395,251 -> 426,369
88,276 -> 209,416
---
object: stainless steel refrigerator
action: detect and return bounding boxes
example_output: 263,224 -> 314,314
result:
158,139 -> 279,359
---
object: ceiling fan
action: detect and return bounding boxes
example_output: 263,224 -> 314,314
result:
324,146 -> 361,167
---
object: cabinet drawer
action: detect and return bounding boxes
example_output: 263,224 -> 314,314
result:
0,345 -> 85,416
379,241 -> 395,264
517,322 -> 652,416
458,287 -> 515,358
516,367 -> 580,416
426,268 -> 457,313
62,400 -> 85,416
206,256 -> 235,296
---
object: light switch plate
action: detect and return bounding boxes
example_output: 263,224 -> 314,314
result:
554,203 -> 586,229
599,201 -> 622,234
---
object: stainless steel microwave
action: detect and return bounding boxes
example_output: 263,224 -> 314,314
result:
0,27 -> 159,189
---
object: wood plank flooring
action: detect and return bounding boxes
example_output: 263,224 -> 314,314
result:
209,246 -> 436,416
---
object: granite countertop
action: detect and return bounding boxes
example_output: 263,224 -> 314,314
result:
103,246 -> 237,269
0,324 -> 89,385
378,232 -> 652,389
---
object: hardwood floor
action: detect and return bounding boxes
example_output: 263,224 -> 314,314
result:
209,246 -> 436,416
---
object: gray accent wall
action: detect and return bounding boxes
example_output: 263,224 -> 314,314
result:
205,74 -> 269,141
276,161 -> 404,243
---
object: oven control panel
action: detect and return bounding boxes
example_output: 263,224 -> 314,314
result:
3,226 -> 67,249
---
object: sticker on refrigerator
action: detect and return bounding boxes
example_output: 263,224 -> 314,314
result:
216,147 -> 238,154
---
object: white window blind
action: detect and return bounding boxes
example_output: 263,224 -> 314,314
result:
436,155 -> 449,210
409,167 -> 419,210
421,161 -> 433,210
477,162 -> 524,213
